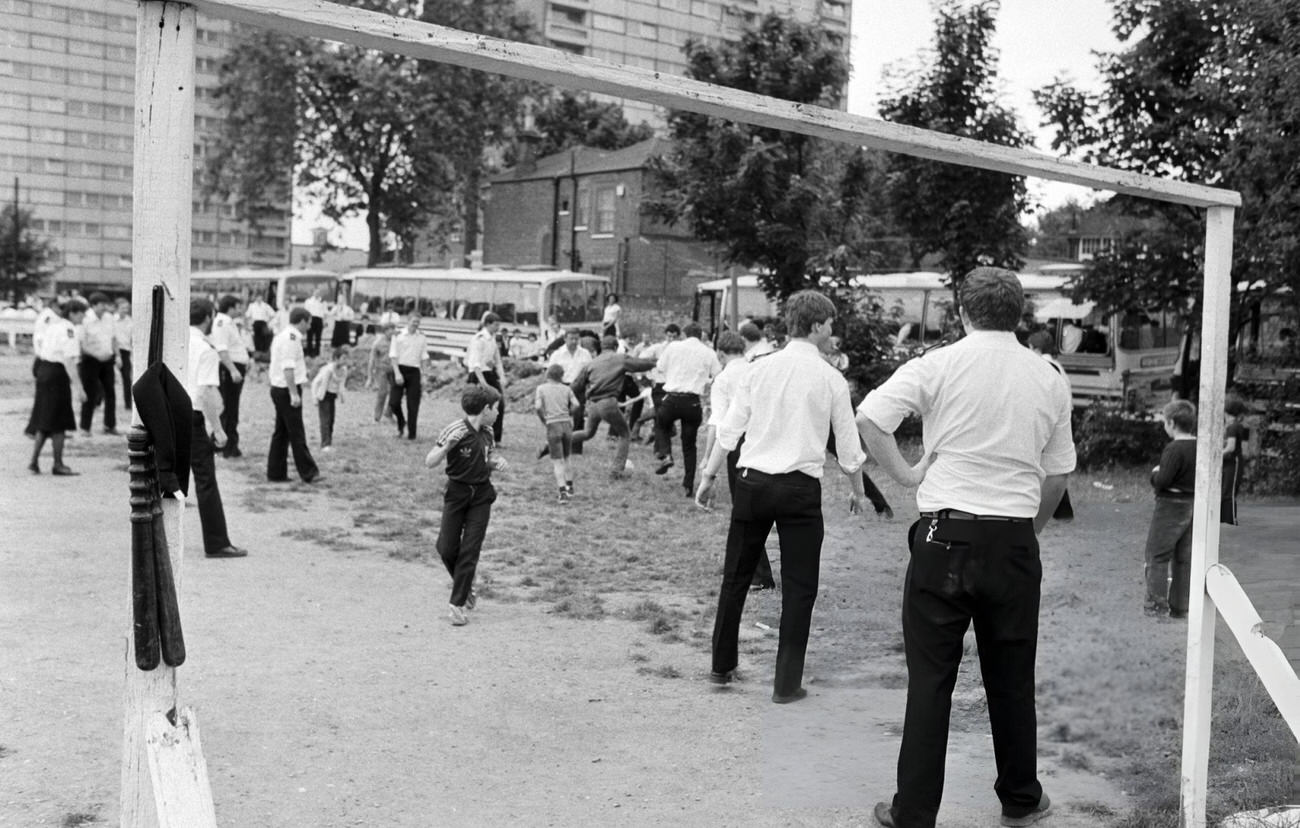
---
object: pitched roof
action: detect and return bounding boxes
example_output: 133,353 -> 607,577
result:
490,136 -> 670,184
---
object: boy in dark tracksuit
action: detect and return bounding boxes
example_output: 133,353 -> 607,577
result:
1144,399 -> 1198,618
425,385 -> 506,626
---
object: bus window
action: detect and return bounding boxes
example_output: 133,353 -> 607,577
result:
1120,310 -> 1183,350
455,280 -> 492,323
387,279 -> 418,316
583,280 -> 606,322
350,282 -> 381,316
283,274 -> 337,306
491,280 -> 536,326
548,282 -> 584,324
419,278 -> 454,320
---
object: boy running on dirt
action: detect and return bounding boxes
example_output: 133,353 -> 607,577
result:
425,385 -> 507,626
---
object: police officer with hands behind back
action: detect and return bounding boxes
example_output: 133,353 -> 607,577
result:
266,307 -> 322,484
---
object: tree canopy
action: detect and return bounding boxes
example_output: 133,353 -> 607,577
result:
644,13 -> 856,300
878,0 -> 1031,283
1035,0 -> 1300,330
529,91 -> 655,159
0,204 -> 57,303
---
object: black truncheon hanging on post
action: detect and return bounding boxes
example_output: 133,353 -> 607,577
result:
127,285 -> 189,670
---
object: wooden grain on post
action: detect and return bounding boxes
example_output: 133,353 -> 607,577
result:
121,3 -> 197,826
187,0 -> 1240,210
1179,205 -> 1235,828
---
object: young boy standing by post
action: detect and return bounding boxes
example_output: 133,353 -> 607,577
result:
425,385 -> 507,626
1144,399 -> 1198,618
535,363 -> 579,501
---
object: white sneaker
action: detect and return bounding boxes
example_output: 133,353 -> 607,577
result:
448,604 -> 468,626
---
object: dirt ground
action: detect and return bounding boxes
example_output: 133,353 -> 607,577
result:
0,349 -> 1291,827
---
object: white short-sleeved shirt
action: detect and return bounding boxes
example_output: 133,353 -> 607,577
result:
858,330 -> 1076,517
80,307 -> 117,361
659,337 -> 721,395
114,314 -> 133,353
389,330 -> 428,368
708,357 -> 749,428
304,295 -> 326,319
268,326 -> 308,388
246,300 -> 274,323
210,312 -> 250,363
186,327 -> 221,410
37,317 -> 80,362
717,340 -> 864,478
32,307 -> 59,355
465,328 -> 501,373
547,344 -> 592,384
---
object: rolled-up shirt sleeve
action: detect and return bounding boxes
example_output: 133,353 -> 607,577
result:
857,359 -> 931,433
829,375 -> 866,474
716,369 -> 752,452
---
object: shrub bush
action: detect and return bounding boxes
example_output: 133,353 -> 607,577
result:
1072,402 -> 1167,470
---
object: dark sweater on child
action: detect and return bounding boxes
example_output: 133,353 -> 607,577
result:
1151,438 -> 1197,498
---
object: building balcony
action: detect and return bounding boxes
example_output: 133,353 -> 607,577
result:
546,21 -> 589,46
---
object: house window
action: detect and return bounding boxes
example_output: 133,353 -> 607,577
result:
575,186 -> 588,228
594,186 -> 616,234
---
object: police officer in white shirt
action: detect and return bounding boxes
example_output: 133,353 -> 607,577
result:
245,294 -> 275,354
212,294 -> 250,458
697,291 -> 869,703
466,312 -> 507,443
303,289 -> 327,357
187,298 -> 247,557
389,313 -> 429,439
78,292 -> 120,436
114,298 -> 134,412
27,298 -> 86,474
857,268 -> 1073,828
267,307 -> 322,483
653,322 -> 721,496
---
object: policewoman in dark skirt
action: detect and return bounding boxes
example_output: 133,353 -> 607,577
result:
27,298 -> 88,476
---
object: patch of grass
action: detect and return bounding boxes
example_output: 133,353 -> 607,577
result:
646,616 -> 673,635
61,812 -> 99,827
0,744 -> 8,759
550,594 -> 605,620
1059,749 -> 1092,771
280,527 -> 355,551
626,599 -> 667,620
629,652 -> 650,663
635,664 -> 682,679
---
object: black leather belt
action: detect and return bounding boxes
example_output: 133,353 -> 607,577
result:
920,509 -> 1032,524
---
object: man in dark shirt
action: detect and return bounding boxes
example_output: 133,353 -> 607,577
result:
571,335 -> 656,478
1144,398 -> 1198,618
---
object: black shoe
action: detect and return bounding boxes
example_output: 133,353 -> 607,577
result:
103,428 -> 121,436
708,670 -> 734,685
565,481 -> 574,495
27,461 -> 40,474
873,802 -> 896,827
772,687 -> 808,704
750,580 -> 776,592
52,465 -> 79,476
1001,793 -> 1051,826
876,505 -> 895,519
1169,609 -> 1188,619
537,445 -> 550,460
224,448 -> 244,459
303,473 -> 324,484
684,487 -> 694,498
267,475 -> 289,483
206,546 -> 248,558
654,458 -> 674,475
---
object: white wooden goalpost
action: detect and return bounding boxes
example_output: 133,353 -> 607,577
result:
124,1 -> 1297,826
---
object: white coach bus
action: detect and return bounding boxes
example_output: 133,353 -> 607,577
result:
190,267 -> 342,310
694,268 -> 1182,410
346,265 -> 610,357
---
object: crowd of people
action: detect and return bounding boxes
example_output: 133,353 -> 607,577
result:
20,268 -> 1258,828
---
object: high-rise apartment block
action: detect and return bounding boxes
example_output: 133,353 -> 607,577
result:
515,0 -> 852,124
0,0 -> 291,294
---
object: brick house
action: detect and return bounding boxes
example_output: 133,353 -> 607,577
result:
482,137 -> 727,309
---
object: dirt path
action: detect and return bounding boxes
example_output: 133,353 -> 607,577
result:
0,356 -> 1143,826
